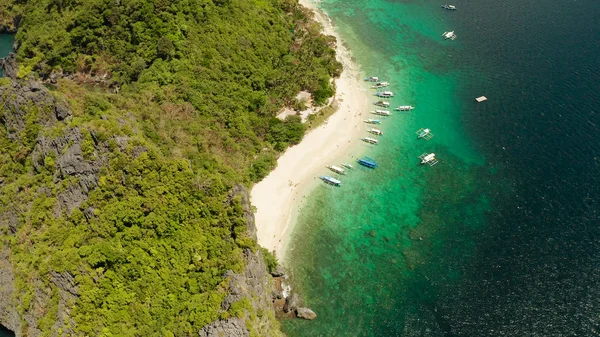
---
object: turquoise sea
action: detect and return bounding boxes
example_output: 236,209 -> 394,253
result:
284,0 -> 600,336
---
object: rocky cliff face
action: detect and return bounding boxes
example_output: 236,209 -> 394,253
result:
199,185 -> 282,337
0,56 -> 283,336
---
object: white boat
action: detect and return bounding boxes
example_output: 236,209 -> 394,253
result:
364,119 -> 382,124
416,128 -> 434,140
374,100 -> 390,107
395,105 -> 415,111
371,81 -> 390,89
341,163 -> 354,169
365,76 -> 379,82
442,4 -> 457,10
372,109 -> 391,116
443,31 -> 457,40
326,165 -> 346,175
419,152 -> 439,166
362,137 -> 379,145
367,128 -> 384,136
320,176 -> 342,186
376,91 -> 394,98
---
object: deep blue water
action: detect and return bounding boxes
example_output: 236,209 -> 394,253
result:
284,0 -> 600,335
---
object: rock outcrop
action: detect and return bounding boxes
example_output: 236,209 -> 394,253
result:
296,308 -> 317,320
199,185 -> 282,337
0,52 -> 18,79
0,79 -> 100,337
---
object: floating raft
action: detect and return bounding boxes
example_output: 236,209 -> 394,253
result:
476,96 -> 488,102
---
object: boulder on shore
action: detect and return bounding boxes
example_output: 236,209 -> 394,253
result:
270,265 -> 286,277
296,307 -> 317,320
283,293 -> 299,313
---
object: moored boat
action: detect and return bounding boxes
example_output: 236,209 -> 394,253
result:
376,91 -> 394,98
419,152 -> 439,166
442,4 -> 457,10
395,105 -> 415,111
362,137 -> 379,145
357,157 -> 377,168
364,119 -> 382,124
326,165 -> 346,175
442,31 -> 457,40
371,81 -> 390,89
320,176 -> 342,186
372,109 -> 391,116
416,128 -> 434,140
374,100 -> 390,107
365,76 -> 379,82
367,128 -> 384,136
341,163 -> 354,169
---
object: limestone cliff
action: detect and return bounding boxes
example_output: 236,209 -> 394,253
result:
0,56 -> 282,336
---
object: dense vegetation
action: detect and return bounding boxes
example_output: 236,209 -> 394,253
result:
0,0 -> 341,335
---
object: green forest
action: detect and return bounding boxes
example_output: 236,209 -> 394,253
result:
0,0 -> 341,335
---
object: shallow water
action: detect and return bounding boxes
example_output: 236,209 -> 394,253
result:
284,0 -> 600,335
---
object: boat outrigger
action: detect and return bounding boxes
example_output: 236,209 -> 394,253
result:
364,119 -> 382,124
395,105 -> 415,111
374,100 -> 390,107
419,152 -> 439,166
365,76 -> 379,82
372,110 -> 391,116
326,165 -> 346,175
371,81 -> 390,89
357,157 -> 377,169
442,4 -> 457,10
416,128 -> 434,140
362,137 -> 379,145
442,31 -> 457,40
368,128 -> 384,136
320,176 -> 342,186
376,91 -> 394,98
341,163 -> 354,170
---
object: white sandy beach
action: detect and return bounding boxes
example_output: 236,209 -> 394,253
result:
251,0 -> 369,260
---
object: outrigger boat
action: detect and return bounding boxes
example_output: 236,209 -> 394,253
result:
374,100 -> 390,107
371,81 -> 390,89
368,128 -> 384,136
320,176 -> 342,186
372,109 -> 391,116
376,91 -> 394,98
416,128 -> 434,140
357,157 -> 377,169
442,4 -> 457,10
326,165 -> 346,175
362,137 -> 379,145
419,152 -> 439,166
364,119 -> 382,124
341,163 -> 354,169
395,105 -> 415,111
365,76 -> 379,82
442,31 -> 457,40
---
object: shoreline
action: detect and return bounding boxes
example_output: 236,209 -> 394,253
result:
251,0 -> 369,260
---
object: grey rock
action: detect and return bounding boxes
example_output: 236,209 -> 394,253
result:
0,53 -> 18,79
296,307 -> 317,320
29,80 -> 42,92
270,265 -> 286,277
283,293 -> 299,313
198,318 -> 249,337
0,248 -> 21,334
54,103 -> 71,120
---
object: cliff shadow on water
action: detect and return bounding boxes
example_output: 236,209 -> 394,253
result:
0,34 -> 15,77
0,325 -> 15,337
